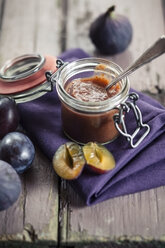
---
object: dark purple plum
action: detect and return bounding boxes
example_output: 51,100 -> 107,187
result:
0,132 -> 35,174
0,96 -> 20,139
0,160 -> 21,211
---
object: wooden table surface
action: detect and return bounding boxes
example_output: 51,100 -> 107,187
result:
0,0 -> 165,247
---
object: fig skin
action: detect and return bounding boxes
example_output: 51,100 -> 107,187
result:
89,6 -> 133,55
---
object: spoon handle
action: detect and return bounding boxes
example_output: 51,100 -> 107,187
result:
106,35 -> 165,90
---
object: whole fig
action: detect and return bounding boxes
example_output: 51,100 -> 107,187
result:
89,6 -> 133,55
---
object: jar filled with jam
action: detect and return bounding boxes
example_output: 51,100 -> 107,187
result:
0,55 -> 149,148
55,58 -> 131,144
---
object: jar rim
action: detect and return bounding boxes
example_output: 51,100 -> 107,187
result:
0,54 -> 45,81
56,57 -> 130,113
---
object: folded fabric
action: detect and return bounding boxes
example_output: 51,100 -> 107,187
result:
18,48 -> 165,206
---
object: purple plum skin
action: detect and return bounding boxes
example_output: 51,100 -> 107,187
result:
0,160 -> 21,211
0,96 -> 19,139
0,132 -> 35,174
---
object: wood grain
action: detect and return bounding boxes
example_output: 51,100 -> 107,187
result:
0,0 -> 4,31
60,184 -> 165,245
0,0 -> 63,66
0,147 -> 59,245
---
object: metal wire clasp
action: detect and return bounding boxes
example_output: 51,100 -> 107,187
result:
13,59 -> 68,101
113,92 -> 150,148
45,59 -> 68,88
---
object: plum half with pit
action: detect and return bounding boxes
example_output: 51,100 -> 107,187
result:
0,160 -> 21,211
0,96 -> 19,139
0,132 -> 35,174
83,142 -> 115,174
52,142 -> 85,180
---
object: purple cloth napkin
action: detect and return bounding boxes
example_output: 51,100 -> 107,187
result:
18,48 -> 165,206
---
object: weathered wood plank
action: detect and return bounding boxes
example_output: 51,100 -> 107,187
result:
22,147 -> 59,243
0,0 -> 63,245
0,147 -> 59,244
0,0 -> 35,66
0,0 -> 63,66
75,244 -> 165,248
33,0 -> 63,56
60,0 -> 165,246
162,0 -> 165,22
0,0 -> 5,31
60,184 -> 165,245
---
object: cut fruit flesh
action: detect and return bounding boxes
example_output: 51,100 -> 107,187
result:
83,142 -> 115,174
52,142 -> 85,180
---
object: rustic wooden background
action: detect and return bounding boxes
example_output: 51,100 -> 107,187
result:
0,0 -> 165,248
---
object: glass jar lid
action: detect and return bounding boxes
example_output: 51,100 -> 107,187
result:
0,54 -> 45,81
0,54 -> 57,103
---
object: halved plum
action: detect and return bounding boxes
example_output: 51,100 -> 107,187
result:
52,142 -> 85,180
83,142 -> 115,174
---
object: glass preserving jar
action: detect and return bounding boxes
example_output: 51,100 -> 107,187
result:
53,58 -> 150,147
0,55 -> 150,148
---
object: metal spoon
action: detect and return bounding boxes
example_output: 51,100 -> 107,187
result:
105,35 -> 165,91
